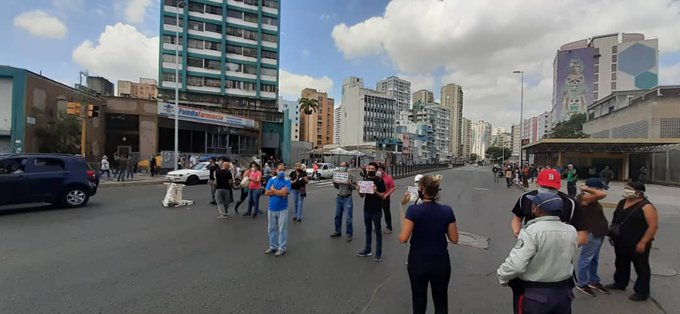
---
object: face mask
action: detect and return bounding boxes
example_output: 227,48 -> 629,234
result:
622,189 -> 637,199
537,187 -> 558,194
338,167 -> 347,172
277,171 -> 285,178
376,171 -> 383,177
367,171 -> 376,177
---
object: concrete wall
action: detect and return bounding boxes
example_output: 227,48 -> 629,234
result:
104,97 -> 159,159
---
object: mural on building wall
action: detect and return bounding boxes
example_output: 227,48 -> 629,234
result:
554,47 -> 595,122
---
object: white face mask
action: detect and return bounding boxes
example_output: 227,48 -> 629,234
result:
622,189 -> 638,199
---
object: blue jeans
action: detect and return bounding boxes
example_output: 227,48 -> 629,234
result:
335,196 -> 353,236
268,209 -> 289,252
363,211 -> 383,257
577,233 -> 604,287
247,189 -> 262,215
291,189 -> 305,220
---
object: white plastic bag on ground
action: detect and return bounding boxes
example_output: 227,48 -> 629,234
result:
162,183 -> 195,207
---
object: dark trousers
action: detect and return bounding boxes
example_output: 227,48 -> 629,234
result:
506,177 -> 513,187
363,211 -> 382,257
514,287 -> 573,314
567,181 -> 577,197
235,189 -> 248,211
408,258 -> 450,314
613,242 -> 651,297
382,198 -> 392,230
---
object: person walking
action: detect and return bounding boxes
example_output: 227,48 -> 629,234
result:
378,165 -> 396,234
207,158 -> 219,205
638,166 -> 648,184
331,162 -> 357,242
112,152 -> 120,176
149,155 -> 157,177
575,178 -> 610,297
399,175 -> 458,314
312,162 -> 319,180
566,164 -> 578,197
100,156 -> 111,180
600,166 -> 613,190
606,181 -> 659,302
116,155 -> 129,182
214,160 -> 233,219
243,162 -> 263,218
522,165 -> 530,188
357,162 -> 387,262
289,162 -> 308,222
505,166 -> 514,188
498,192 -> 579,314
264,163 -> 291,257
493,165 -> 500,183
127,156 -> 137,180
233,169 -> 248,214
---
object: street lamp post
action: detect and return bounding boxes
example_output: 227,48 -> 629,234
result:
512,70 -> 524,165
173,1 -> 185,171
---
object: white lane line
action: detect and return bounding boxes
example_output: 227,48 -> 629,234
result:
473,187 -> 489,191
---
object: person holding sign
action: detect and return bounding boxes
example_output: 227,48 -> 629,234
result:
399,175 -> 458,314
357,162 -> 387,262
331,162 -> 357,242
289,162 -> 308,222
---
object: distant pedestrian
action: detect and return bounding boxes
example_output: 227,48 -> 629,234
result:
566,164 -> 578,197
264,163 -> 291,257
377,165 -> 396,234
116,155 -> 129,181
357,162 -> 387,262
399,175 -> 458,314
243,162 -> 263,218
112,153 -> 119,176
505,167 -> 514,188
493,165 -> 500,183
498,192 -> 578,314
600,166 -> 613,190
149,154 -> 157,177
312,162 -> 319,180
331,162 -> 357,242
606,181 -> 659,302
575,178 -> 610,297
522,166 -> 530,188
289,162 -> 308,222
100,156 -> 111,180
638,166 -> 648,184
214,160 -> 233,219
207,158 -> 219,205
127,156 -> 137,180
233,169 -> 248,214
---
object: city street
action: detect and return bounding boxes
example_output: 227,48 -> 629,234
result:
0,166 -> 671,313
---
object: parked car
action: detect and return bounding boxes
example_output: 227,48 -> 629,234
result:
165,162 -> 210,185
305,163 -> 336,179
0,154 -> 99,208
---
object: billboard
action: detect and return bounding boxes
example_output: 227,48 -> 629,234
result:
157,102 -> 257,129
553,47 -> 595,122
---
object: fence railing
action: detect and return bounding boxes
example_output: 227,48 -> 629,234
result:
388,163 -> 464,178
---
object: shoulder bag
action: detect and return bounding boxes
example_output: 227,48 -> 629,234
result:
608,200 -> 647,241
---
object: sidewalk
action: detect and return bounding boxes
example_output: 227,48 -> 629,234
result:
98,172 -> 166,188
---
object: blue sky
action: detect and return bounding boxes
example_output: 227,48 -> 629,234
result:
3,0 -> 680,129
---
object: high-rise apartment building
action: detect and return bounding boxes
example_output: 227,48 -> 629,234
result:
376,76 -> 411,113
334,106 -> 342,144
339,77 -> 396,147
471,120 -> 492,159
412,89 -> 434,106
461,118 -> 472,159
536,111 -> 552,140
411,102 -> 450,160
511,124 -> 521,161
552,33 -> 658,123
441,83 -> 464,156
158,0 -> 281,122
300,88 -> 334,148
279,99 -> 300,141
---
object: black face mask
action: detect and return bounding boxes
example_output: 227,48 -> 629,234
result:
367,171 -> 376,177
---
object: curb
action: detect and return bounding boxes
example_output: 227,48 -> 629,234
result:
99,180 -> 166,188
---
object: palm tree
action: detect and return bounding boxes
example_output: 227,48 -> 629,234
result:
298,97 -> 320,115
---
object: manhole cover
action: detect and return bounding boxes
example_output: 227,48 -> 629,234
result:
457,231 -> 489,249
651,262 -> 678,276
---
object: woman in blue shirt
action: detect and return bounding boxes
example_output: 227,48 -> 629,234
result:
399,175 -> 459,314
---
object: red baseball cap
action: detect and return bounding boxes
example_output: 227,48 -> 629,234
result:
537,169 -> 561,190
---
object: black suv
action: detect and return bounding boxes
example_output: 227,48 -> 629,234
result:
0,154 -> 99,208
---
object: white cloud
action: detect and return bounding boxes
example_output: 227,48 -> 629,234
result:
124,0 -> 153,24
72,23 -> 158,83
13,10 -> 67,39
398,73 -> 435,96
332,0 -> 680,128
279,70 -> 334,100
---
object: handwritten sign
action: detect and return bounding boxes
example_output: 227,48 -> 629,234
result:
408,186 -> 419,202
333,172 -> 349,184
358,181 -> 375,194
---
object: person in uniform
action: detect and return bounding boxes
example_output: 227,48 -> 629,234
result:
498,192 -> 578,314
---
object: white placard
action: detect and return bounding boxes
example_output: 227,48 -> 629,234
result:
333,172 -> 349,184
358,181 -> 375,194
408,186 -> 419,202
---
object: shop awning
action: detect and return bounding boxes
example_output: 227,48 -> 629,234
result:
524,138 -> 680,154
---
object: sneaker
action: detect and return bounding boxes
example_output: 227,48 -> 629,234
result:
605,283 -> 626,291
330,232 -> 341,238
210,201 -> 217,205
577,285 -> 596,297
345,236 -> 353,242
384,228 -> 392,234
374,256 -> 382,262
628,294 -> 648,302
588,283 -> 611,294
356,250 -> 372,257
292,217 -> 298,222
264,248 -> 276,254
275,250 -> 286,257
220,215 -> 229,219
243,212 -> 252,217
297,219 -> 302,223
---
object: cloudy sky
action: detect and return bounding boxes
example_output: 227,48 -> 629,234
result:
3,0 -> 680,129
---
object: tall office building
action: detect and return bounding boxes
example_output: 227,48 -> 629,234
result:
158,0 -> 281,122
471,120 -> 492,159
376,76 -> 411,113
412,89 -> 434,105
339,77 -> 396,147
300,88 -> 334,148
441,83 -> 464,156
552,33 -> 658,123
279,99 -> 300,141
511,124 -> 521,161
334,106 -> 342,144
536,111 -> 552,140
461,118 -> 472,159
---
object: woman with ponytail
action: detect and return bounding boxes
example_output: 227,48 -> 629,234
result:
399,175 -> 458,314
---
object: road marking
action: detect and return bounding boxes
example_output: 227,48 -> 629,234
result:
473,187 -> 489,191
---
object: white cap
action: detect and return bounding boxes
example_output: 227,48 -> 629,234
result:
414,174 -> 424,183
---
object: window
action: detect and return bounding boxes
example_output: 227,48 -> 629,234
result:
162,35 -> 183,44
205,4 -> 222,15
261,84 -> 277,92
163,16 -> 183,26
612,46 -> 618,53
226,80 -> 240,89
611,73 -> 617,81
187,57 -> 203,68
261,68 -> 277,76
243,47 -> 257,58
189,2 -> 204,13
243,30 -> 258,41
0,158 -> 27,174
262,16 -> 278,26
205,41 -> 221,51
162,54 -> 177,63
611,64 -> 616,72
205,22 -> 221,33
612,55 -> 617,62
243,64 -> 257,75
205,60 -> 220,70
262,50 -> 277,59
227,27 -> 243,37
189,21 -> 203,31
204,78 -> 221,87
244,0 -> 258,5
225,62 -> 241,72
611,82 -> 617,90
188,39 -> 203,49
242,82 -> 256,91
262,33 -> 277,43
594,65 -> 599,73
593,92 -> 598,100
32,158 -> 66,172
226,45 -> 242,55
244,12 -> 259,23
187,75 -> 203,86
593,82 -> 598,91
227,9 -> 243,19
164,0 -> 181,7
263,0 -> 279,9
162,72 -> 182,82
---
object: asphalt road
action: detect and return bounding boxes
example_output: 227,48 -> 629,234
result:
0,166 -> 665,313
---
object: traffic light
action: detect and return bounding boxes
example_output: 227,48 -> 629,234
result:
87,104 -> 100,118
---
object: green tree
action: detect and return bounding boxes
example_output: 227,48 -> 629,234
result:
549,113 -> 590,139
469,153 -> 479,162
486,146 -> 513,160
35,114 -> 81,154
298,97 -> 320,115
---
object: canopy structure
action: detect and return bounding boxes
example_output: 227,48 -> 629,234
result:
524,139 -> 680,154
328,147 -> 351,155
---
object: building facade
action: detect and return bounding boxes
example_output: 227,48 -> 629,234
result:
412,89 -> 434,106
511,123 -> 521,162
441,83 -> 464,156
300,88 -> 334,148
536,111 -> 553,140
339,77 -> 396,147
411,102 -> 450,161
117,78 -> 159,100
376,76 -> 411,113
334,106 -> 341,144
461,117 -> 472,159
86,76 -> 114,96
552,33 -> 659,123
158,0 -> 281,122
471,120 -> 492,159
279,99 -> 300,141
